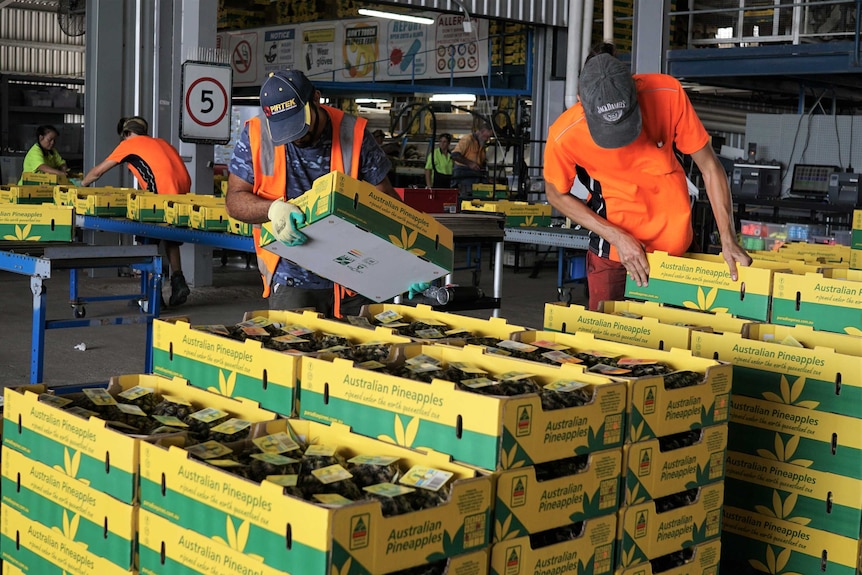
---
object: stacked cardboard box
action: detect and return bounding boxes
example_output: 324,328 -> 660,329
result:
0,374 -> 278,574
0,184 -> 54,204
692,324 -> 862,574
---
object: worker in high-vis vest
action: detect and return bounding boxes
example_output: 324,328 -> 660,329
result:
226,69 -> 429,318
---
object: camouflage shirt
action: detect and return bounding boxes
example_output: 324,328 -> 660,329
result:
229,112 -> 392,287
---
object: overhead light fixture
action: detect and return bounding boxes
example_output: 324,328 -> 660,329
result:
357,8 -> 434,25
430,93 -> 477,103
356,98 -> 388,104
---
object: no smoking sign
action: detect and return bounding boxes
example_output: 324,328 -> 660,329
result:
180,61 -> 233,144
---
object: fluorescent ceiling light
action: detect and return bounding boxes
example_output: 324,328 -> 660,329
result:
430,93 -> 477,103
356,98 -> 388,104
357,8 -> 434,25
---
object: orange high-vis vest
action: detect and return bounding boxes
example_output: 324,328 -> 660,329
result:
248,105 -> 366,300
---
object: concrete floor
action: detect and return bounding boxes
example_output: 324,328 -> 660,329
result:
0,248 -> 587,387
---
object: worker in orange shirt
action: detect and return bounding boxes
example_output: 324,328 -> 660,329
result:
82,116 -> 192,307
543,43 -> 751,310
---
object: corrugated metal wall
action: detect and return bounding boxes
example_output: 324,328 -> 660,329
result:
383,0 -> 569,27
0,6 -> 86,77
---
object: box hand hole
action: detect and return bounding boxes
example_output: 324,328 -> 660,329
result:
262,369 -> 268,391
455,415 -> 463,439
834,373 -> 841,396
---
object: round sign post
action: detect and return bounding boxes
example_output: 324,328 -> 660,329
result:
180,61 -> 233,144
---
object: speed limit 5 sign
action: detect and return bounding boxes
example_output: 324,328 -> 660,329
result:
180,61 -> 233,144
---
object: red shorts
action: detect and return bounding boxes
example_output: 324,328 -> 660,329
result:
586,251 -> 627,311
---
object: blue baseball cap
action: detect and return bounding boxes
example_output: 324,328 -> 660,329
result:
260,70 -> 315,145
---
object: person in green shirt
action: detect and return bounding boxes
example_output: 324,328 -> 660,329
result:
424,132 -> 453,188
19,125 -> 68,184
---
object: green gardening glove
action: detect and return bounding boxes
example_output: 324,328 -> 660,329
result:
268,198 -> 307,246
408,282 -> 431,300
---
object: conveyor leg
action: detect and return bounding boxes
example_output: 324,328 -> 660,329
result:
492,241 -> 503,318
30,277 -> 47,384
144,256 -> 162,374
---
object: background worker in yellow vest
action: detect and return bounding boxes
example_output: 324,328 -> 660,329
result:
225,70 -> 430,317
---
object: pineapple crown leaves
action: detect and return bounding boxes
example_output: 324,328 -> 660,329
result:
211,516 -> 264,561
755,433 -> 812,467
376,414 -> 419,447
494,511 -> 524,541
519,215 -> 536,227
500,443 -> 528,469
625,481 -> 648,506
620,541 -> 648,567
52,448 -> 87,484
844,326 -> 862,337
330,556 -> 353,575
761,375 -> 819,409
388,226 -> 426,257
749,545 -> 794,575
754,491 -> 811,525
3,223 -> 41,241
425,525 -> 464,563
213,370 -> 237,397
682,286 -> 728,313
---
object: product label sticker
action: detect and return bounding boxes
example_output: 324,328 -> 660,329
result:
582,350 -> 619,358
241,326 -> 269,337
254,432 -> 301,454
363,482 -> 415,497
118,386 -> 154,401
317,345 -> 349,354
152,415 -> 188,428
348,455 -> 400,466
408,362 -> 441,374
780,334 -> 805,348
374,310 -> 403,324
266,474 -> 299,487
250,453 -> 299,465
347,315 -> 374,328
271,334 -> 310,344
499,371 -> 535,382
399,465 -> 453,491
82,388 -> 117,406
208,459 -> 245,468
460,377 -> 497,389
189,407 -> 229,423
589,363 -> 632,375
116,403 -> 147,417
542,350 -> 582,364
405,354 -> 441,366
210,418 -> 252,435
236,316 -> 274,328
421,319 -> 450,327
448,362 -> 488,375
305,444 -> 337,457
544,380 -> 590,392
38,394 -> 72,409
186,441 -> 233,460
484,346 -> 511,356
617,358 -> 659,366
444,327 -> 471,336
497,340 -> 538,352
283,325 -> 315,336
382,321 -> 411,328
312,493 -> 354,506
616,311 -> 643,319
414,328 -> 446,339
311,464 -> 353,484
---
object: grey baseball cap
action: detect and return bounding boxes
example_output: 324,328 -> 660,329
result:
579,53 -> 642,149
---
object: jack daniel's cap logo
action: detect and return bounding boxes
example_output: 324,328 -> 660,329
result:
579,53 -> 642,149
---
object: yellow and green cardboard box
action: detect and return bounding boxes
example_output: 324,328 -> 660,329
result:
623,424 -> 727,505
460,199 -> 551,227
0,504 -> 131,575
614,539 -> 720,575
770,268 -> 862,334
494,448 -> 621,541
0,184 -> 54,204
691,327 -> 862,418
617,482 -> 723,568
298,344 -> 626,471
260,171 -> 454,302
511,331 -> 732,442
138,418 -> 492,575
623,251 -> 773,321
1,446 -> 135,568
0,203 -> 73,242
163,194 -> 224,227
1,373 -> 277,503
126,190 -> 166,222
725,450 -> 862,539
727,394 -> 862,479
490,514 -> 616,575
722,506 -> 862,575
